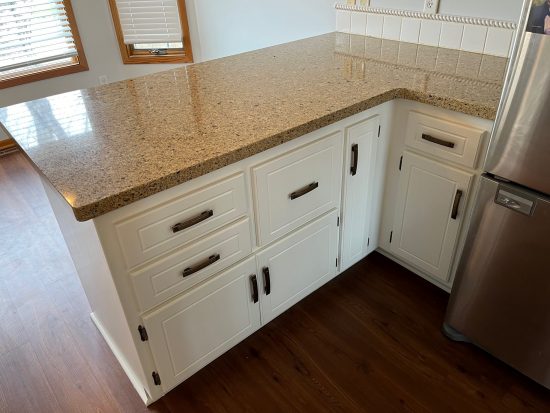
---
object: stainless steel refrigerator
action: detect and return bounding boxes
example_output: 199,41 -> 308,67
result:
444,0 -> 550,390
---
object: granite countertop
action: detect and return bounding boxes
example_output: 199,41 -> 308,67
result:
0,32 -> 508,221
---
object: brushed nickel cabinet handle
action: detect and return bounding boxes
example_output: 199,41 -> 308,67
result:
171,210 -> 214,233
250,275 -> 259,303
350,143 -> 358,176
451,190 -> 463,220
182,254 -> 220,277
421,133 -> 455,148
289,182 -> 319,200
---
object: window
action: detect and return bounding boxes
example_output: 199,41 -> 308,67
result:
108,0 -> 193,64
0,0 -> 88,89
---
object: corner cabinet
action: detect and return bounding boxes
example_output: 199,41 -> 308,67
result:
389,151 -> 473,283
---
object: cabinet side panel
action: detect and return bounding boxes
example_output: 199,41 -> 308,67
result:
40,177 -> 150,403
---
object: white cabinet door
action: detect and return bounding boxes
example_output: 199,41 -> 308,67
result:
142,257 -> 260,392
256,210 -> 339,324
340,116 -> 380,270
390,151 -> 473,282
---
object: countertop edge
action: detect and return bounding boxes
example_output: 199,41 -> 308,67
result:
70,89 -> 495,222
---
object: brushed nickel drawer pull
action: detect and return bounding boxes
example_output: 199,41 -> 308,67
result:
182,254 -> 220,277
350,143 -> 359,176
289,182 -> 319,200
451,190 -> 463,220
171,210 -> 214,233
421,133 -> 455,148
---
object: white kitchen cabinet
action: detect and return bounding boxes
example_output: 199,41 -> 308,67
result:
390,151 -> 473,283
256,210 -> 339,324
340,115 -> 381,270
142,257 -> 261,393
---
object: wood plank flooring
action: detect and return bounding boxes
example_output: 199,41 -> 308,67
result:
1,151 -> 549,412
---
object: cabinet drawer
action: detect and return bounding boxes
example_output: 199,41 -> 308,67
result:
131,218 -> 252,311
142,257 -> 260,393
115,173 -> 248,269
256,210 -> 339,324
252,132 -> 343,245
405,111 -> 486,169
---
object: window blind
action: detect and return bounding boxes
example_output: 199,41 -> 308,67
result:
115,0 -> 183,45
0,0 -> 78,74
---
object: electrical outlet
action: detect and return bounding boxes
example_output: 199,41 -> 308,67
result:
423,0 -> 439,14
98,75 -> 108,85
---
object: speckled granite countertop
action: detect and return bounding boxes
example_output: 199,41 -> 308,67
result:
0,32 -> 507,221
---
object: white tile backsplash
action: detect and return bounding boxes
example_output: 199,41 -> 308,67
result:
439,22 -> 464,50
366,13 -> 384,37
461,24 -> 488,53
484,27 -> 514,57
337,10 -> 515,57
336,10 -> 351,33
419,20 -> 442,47
350,10 -> 367,35
382,15 -> 402,41
400,18 -> 421,44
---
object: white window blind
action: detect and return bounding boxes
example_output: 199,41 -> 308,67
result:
115,0 -> 183,45
0,0 -> 78,74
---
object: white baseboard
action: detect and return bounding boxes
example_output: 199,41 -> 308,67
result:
90,312 -> 153,405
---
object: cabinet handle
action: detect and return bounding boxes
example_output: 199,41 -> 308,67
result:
350,143 -> 359,176
289,182 -> 319,200
171,210 -> 214,234
421,133 -> 455,149
451,190 -> 463,220
263,267 -> 271,295
182,254 -> 220,277
250,275 -> 259,303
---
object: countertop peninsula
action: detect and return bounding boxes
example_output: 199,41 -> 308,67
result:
0,32 -> 508,221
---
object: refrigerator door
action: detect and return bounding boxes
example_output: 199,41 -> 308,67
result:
486,32 -> 550,195
446,175 -> 550,389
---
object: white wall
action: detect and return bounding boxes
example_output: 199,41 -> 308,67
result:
187,0 -> 336,62
369,0 -> 523,22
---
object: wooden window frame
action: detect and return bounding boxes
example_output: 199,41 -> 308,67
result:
108,0 -> 193,64
0,0 -> 88,90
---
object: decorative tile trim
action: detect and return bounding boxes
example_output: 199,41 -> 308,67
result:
335,4 -> 517,30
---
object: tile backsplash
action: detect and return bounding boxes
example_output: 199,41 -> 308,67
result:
335,6 -> 517,57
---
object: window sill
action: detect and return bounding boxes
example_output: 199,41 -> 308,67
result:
121,52 -> 193,65
0,61 -> 89,90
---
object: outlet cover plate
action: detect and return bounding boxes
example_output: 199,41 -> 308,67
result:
423,0 -> 439,14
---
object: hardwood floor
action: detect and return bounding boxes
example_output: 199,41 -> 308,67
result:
1,151 -> 549,412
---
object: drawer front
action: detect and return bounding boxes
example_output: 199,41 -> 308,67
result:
252,132 -> 343,245
115,173 -> 248,269
142,257 -> 260,393
131,218 -> 252,311
256,210 -> 339,324
405,111 -> 486,169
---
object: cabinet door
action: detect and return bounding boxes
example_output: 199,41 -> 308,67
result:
256,210 -> 339,324
340,116 -> 380,270
142,257 -> 260,392
391,151 -> 473,282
